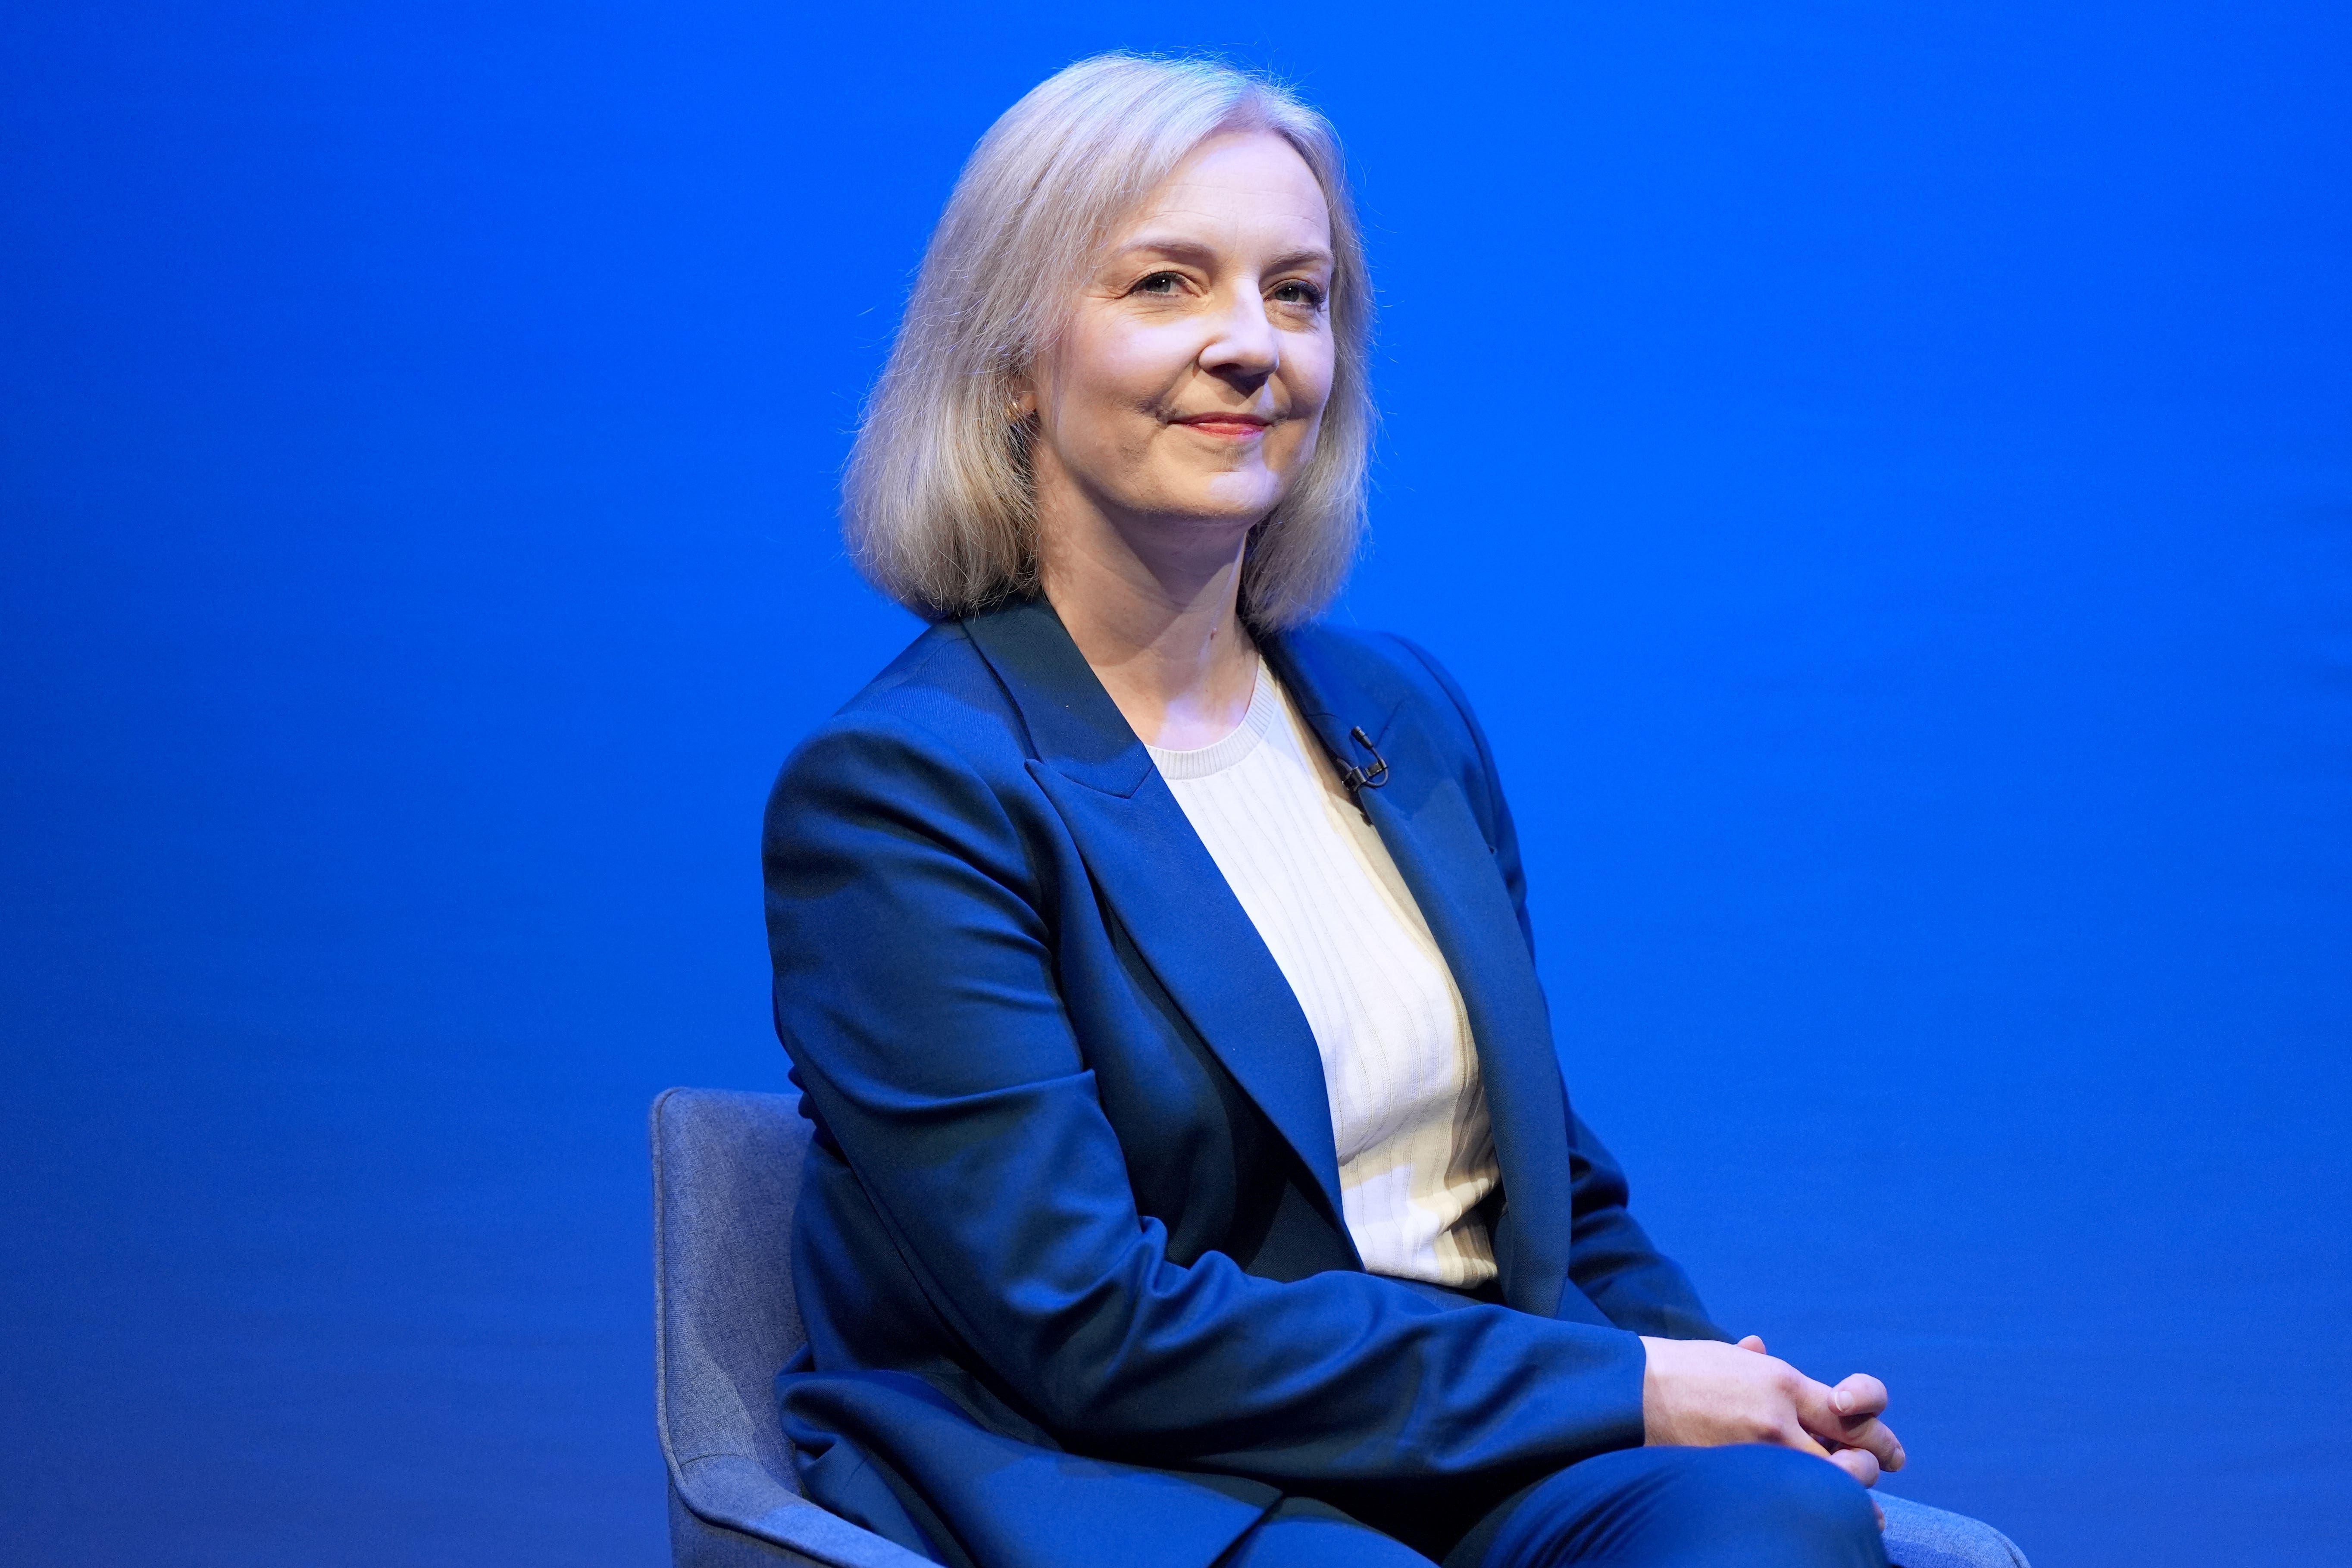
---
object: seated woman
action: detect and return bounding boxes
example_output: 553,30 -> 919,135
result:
763,53 -> 2028,1568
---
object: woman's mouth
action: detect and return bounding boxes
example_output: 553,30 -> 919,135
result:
1174,413 -> 1272,439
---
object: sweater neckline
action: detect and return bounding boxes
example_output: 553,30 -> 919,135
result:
1143,659 -> 1283,781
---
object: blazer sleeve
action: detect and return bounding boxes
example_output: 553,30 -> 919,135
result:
763,709 -> 1652,1488
1389,636 -> 1730,1344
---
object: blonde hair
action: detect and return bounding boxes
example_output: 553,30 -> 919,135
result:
842,54 -> 1374,630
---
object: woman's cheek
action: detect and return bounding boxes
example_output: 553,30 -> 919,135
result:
1276,416 -> 1321,473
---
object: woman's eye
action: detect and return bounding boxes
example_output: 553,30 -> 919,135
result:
1133,272 -> 1184,295
1271,280 -> 1326,308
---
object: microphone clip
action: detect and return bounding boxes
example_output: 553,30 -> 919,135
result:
1336,725 -> 1390,821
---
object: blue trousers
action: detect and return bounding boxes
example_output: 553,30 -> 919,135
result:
1220,1446 -> 2028,1568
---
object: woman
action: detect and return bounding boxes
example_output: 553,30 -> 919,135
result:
764,54 -> 2027,1568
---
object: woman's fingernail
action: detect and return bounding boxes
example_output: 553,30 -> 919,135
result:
1833,1390 -> 1853,1414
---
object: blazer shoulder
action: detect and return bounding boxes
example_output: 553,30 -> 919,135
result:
808,620 -> 1035,757
765,621 -> 1042,830
1283,622 -> 1491,753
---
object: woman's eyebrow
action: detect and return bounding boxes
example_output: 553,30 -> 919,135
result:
1264,246 -> 1336,274
1110,235 -> 1336,272
1110,235 -> 1220,267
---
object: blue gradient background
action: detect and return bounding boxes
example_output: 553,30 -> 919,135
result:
3,4 -> 2347,1565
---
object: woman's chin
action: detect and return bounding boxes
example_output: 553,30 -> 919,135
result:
1110,484 -> 1282,536
1169,476 -> 1290,528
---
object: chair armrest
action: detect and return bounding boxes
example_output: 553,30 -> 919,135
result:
670,1452 -> 935,1568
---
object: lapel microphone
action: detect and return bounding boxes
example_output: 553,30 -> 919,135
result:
1336,726 -> 1391,822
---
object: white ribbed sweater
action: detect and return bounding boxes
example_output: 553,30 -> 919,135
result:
1145,660 -> 1500,1287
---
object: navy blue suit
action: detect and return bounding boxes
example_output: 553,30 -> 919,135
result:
761,598 -> 1736,1568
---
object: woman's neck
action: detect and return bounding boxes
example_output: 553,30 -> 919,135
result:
1038,506 -> 1261,751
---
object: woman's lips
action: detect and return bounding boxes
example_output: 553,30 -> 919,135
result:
1175,416 -> 1271,438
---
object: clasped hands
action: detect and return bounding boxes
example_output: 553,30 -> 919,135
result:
1640,1333 -> 1905,1522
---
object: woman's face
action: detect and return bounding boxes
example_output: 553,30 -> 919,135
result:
1026,130 -> 1337,551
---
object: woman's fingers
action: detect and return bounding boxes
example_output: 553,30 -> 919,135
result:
1770,1418 -> 1838,1462
1736,1334 -> 1768,1354
1827,1446 -> 1882,1488
1793,1377 -> 1906,1474
1830,1372 -> 1888,1419
1841,1415 -> 1905,1472
1830,1374 -> 1905,1472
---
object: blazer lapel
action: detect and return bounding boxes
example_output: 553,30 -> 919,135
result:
1264,631 -> 1576,1318
963,601 -> 1355,1246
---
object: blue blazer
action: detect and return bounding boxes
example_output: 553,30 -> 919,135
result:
762,598 -> 1726,1568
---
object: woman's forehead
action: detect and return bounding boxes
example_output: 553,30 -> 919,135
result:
1118,135 -> 1330,248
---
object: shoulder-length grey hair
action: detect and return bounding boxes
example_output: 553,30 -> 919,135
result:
842,54 -> 1373,631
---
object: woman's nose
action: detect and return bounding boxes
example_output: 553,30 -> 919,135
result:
1198,291 -> 1279,382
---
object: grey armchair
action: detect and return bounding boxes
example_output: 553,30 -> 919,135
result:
651,1087 -> 935,1568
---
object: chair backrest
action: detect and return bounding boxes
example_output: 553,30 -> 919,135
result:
651,1086 -> 811,1492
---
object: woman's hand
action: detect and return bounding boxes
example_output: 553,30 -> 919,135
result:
1639,1333 -> 1906,1492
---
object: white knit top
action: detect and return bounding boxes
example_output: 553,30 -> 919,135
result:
1145,660 -> 1500,1287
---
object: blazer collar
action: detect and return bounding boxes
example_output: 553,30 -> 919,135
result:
961,596 -> 1157,798
965,599 -> 1572,1313
963,598 -> 1353,1245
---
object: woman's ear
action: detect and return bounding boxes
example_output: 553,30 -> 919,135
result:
1007,376 -> 1037,423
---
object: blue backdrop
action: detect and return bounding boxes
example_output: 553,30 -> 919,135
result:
4,4 -> 2346,1565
